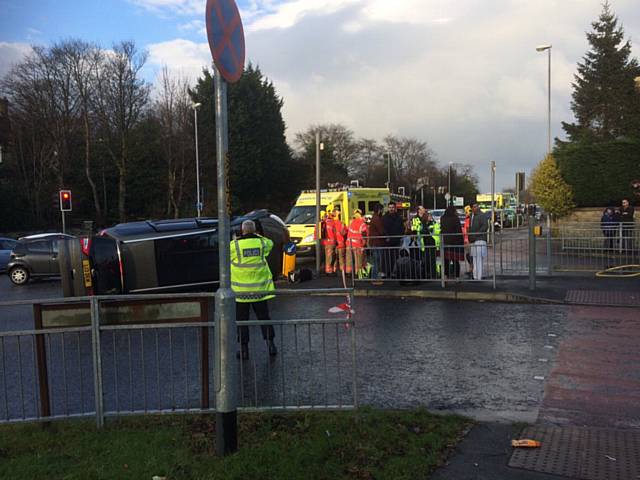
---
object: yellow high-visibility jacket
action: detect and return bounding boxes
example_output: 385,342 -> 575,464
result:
230,234 -> 275,303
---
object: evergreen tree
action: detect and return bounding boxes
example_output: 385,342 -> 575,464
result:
562,2 -> 640,142
530,154 -> 575,218
191,64 -> 300,216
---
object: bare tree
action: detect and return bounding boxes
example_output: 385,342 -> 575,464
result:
350,138 -> 384,186
57,40 -> 104,223
1,49 -> 61,222
383,135 -> 438,195
93,41 -> 150,222
155,67 -> 193,218
294,123 -> 359,167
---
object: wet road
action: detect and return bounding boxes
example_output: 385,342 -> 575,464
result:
0,275 -> 567,423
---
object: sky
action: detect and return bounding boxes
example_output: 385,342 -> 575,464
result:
1,0 -> 639,192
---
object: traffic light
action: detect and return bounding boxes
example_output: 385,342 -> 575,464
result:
59,190 -> 72,211
516,172 -> 525,192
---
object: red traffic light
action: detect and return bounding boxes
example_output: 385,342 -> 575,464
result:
59,190 -> 72,212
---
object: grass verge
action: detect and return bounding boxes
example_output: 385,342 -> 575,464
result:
0,408 -> 471,480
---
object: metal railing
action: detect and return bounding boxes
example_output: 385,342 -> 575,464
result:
348,234 -> 497,286
0,289 -> 357,427
340,222 -> 638,282
496,222 -> 638,275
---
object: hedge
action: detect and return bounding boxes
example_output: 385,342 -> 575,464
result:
554,139 -> 640,207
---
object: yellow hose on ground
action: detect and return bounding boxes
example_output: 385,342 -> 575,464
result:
595,265 -> 640,278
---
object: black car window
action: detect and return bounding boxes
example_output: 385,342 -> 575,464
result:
155,233 -> 218,287
51,239 -> 59,254
28,240 -> 50,254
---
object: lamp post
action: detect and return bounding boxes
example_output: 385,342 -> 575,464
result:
447,162 -> 452,205
536,44 -> 552,154
384,151 -> 392,189
192,102 -> 202,217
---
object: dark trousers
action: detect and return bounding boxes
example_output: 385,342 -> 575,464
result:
236,300 -> 275,345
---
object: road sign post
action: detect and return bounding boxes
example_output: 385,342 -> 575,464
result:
206,0 -> 245,456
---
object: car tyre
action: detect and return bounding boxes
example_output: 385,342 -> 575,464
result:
9,266 -> 30,285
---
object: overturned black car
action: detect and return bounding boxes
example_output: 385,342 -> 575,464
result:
59,210 -> 289,297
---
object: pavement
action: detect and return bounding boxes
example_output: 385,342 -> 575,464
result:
289,271 -> 640,480
285,270 -> 640,307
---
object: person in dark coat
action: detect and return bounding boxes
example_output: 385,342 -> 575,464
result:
440,205 -> 464,278
382,202 -> 405,276
619,198 -> 635,252
600,207 -> 616,251
367,204 -> 386,278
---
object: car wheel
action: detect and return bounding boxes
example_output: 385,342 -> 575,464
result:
9,266 -> 30,285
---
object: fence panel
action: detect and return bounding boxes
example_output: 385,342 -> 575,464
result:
355,234 -> 496,284
0,290 -> 357,426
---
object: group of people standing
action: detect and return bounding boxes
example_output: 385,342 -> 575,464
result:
600,198 -> 636,251
319,202 -> 492,281
320,203 -> 402,277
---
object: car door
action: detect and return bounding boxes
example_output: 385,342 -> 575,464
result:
26,240 -> 54,275
50,239 -> 61,274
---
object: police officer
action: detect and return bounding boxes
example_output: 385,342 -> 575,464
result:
230,220 -> 277,360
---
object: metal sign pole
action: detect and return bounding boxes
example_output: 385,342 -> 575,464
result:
195,106 -> 202,217
213,66 -> 237,455
61,211 -> 66,234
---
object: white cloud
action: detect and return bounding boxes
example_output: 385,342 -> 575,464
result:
128,0 -> 202,15
247,0 -> 360,32
0,42 -> 32,79
142,0 -> 640,190
147,38 -> 212,81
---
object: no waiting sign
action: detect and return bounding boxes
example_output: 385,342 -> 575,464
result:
205,0 -> 245,83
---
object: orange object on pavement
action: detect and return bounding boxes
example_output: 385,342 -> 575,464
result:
511,439 -> 542,448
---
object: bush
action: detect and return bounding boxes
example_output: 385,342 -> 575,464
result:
555,139 -> 640,207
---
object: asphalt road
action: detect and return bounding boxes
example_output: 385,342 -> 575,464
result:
0,274 -> 566,424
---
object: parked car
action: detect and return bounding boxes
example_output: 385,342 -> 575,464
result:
59,210 -> 289,296
0,237 -> 18,272
7,233 -> 75,285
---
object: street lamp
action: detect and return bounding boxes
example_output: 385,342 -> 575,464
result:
536,44 -> 552,154
383,151 -> 392,189
448,162 -> 452,206
192,102 -> 202,217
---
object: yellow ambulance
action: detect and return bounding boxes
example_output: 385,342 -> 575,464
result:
284,187 -> 407,255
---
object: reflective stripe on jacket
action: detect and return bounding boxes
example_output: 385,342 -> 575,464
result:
347,217 -> 367,248
230,235 -> 275,303
429,222 -> 441,248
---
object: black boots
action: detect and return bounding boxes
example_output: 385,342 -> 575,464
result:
267,339 -> 278,356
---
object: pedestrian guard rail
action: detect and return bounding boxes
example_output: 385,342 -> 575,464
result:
349,221 -> 638,283
349,233 -> 497,286
0,288 -> 357,427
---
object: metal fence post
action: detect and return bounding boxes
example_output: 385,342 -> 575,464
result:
618,223 -> 623,254
440,236 -> 446,289
528,220 -> 536,291
499,229 -> 503,274
90,297 -> 104,428
350,321 -> 358,408
546,214 -> 552,275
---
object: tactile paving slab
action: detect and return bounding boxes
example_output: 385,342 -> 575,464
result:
509,425 -> 640,480
565,290 -> 640,306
